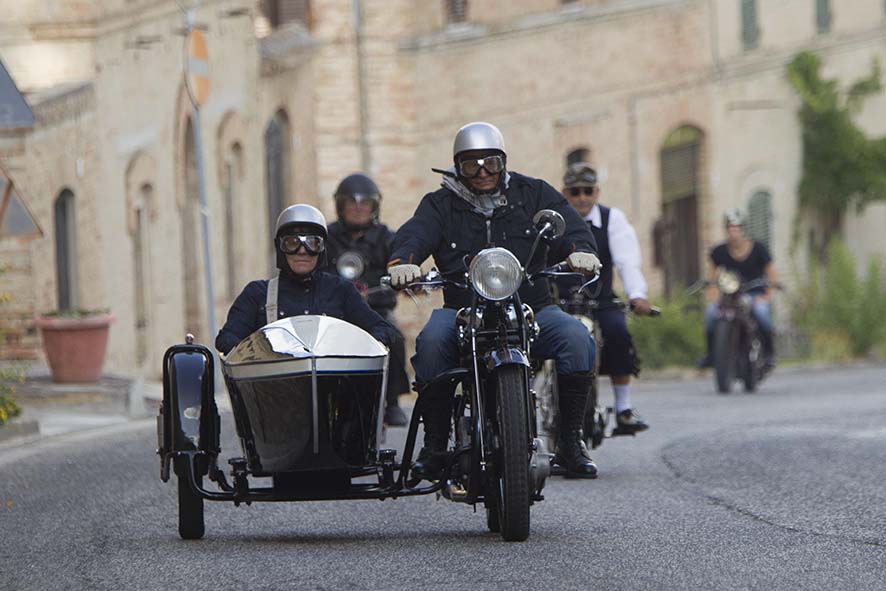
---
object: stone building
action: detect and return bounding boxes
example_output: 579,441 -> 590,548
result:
1,0 -> 885,377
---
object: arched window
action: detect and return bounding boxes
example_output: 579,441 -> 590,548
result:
224,142 -> 243,298
446,0 -> 468,24
658,125 -> 704,297
262,0 -> 312,30
265,110 -> 292,270
566,147 -> 591,166
816,0 -> 831,34
746,190 -> 773,249
132,184 -> 153,365
53,189 -> 78,311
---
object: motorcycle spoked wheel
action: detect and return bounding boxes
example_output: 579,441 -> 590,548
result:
582,379 -> 606,449
489,364 -> 531,542
174,455 -> 205,540
713,319 -> 736,394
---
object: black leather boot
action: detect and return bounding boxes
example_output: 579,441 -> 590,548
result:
411,382 -> 453,480
554,372 -> 598,479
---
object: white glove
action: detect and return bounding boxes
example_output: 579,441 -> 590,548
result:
566,252 -> 602,276
388,264 -> 422,288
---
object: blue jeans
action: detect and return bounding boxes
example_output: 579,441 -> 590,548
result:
705,298 -> 772,334
412,305 -> 597,384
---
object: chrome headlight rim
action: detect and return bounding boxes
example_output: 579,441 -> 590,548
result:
716,269 -> 741,295
336,251 -> 365,281
468,248 -> 523,301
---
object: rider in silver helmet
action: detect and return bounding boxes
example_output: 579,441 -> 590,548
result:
324,173 -> 411,427
216,203 -> 399,356
388,122 -> 604,479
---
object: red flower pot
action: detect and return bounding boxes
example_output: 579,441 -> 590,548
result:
35,313 -> 115,383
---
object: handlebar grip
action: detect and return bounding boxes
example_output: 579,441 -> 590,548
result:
380,276 -> 392,288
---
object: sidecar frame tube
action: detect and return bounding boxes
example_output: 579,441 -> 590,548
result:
175,451 -> 445,502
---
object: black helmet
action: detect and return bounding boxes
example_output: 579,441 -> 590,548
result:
334,173 -> 381,224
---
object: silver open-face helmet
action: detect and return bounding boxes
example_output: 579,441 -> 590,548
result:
274,204 -> 328,271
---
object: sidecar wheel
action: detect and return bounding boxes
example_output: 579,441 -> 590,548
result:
175,459 -> 205,540
494,365 -> 531,542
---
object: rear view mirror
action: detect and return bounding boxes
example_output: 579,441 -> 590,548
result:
532,209 -> 566,241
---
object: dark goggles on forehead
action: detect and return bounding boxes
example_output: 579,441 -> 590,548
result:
567,186 -> 595,197
278,234 -> 326,256
457,154 -> 505,178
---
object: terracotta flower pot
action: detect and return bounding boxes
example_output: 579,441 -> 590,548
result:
34,313 -> 115,383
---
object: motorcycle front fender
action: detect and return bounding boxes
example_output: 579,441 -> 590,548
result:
484,347 -> 530,373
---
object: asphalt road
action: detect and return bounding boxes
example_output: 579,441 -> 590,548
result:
2,365 -> 885,590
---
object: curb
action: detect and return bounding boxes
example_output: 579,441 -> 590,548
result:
0,419 -> 39,443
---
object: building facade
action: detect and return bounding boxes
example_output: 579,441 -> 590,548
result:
1,0 -> 885,376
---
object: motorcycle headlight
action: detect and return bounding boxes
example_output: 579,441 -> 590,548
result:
469,248 -> 523,301
336,251 -> 365,281
717,269 -> 741,295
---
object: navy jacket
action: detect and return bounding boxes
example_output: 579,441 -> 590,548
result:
215,271 -> 399,355
323,221 -> 397,311
389,171 -> 598,310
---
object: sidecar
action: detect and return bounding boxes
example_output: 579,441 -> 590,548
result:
157,315 -> 439,540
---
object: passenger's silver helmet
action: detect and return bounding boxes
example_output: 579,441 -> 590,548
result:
275,204 -> 327,239
723,207 -> 746,228
453,122 -> 506,160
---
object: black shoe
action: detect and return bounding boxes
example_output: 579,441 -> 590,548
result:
697,354 -> 713,369
384,404 -> 408,427
614,409 -> 649,434
554,433 -> 598,479
411,446 -> 448,480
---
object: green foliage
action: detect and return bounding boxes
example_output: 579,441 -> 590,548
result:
793,241 -> 886,358
629,295 -> 705,370
41,308 -> 110,318
787,52 -> 886,255
0,369 -> 23,426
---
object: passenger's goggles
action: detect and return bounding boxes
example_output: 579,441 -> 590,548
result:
566,186 -> 595,197
278,234 -> 325,256
457,154 -> 505,178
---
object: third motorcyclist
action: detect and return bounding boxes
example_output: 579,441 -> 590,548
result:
700,208 -> 778,369
324,173 -> 411,426
388,122 -> 603,479
558,162 -> 652,436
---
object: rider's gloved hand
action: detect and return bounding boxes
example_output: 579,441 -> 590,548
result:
566,252 -> 602,276
388,263 -> 422,288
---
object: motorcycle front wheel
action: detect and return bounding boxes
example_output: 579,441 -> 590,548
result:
713,319 -> 736,394
174,456 -> 205,540
492,364 -> 531,542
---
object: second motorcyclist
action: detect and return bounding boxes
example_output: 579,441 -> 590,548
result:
388,122 -> 603,479
324,173 -> 411,426
558,163 -> 652,436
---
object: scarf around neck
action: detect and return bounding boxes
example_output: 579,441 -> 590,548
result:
435,167 -> 511,218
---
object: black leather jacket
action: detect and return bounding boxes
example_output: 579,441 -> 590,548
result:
390,171 -> 597,310
215,270 -> 399,355
323,221 -> 397,311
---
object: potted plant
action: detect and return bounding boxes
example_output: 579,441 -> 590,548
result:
34,309 -> 115,383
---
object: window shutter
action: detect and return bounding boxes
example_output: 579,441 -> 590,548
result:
447,0 -> 468,24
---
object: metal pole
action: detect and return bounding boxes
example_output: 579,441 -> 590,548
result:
190,106 -> 218,347
352,0 -> 371,172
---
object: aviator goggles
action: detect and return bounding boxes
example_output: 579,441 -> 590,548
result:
457,154 -> 505,178
566,186 -> 596,197
278,234 -> 326,256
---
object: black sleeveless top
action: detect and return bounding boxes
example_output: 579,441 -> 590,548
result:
555,205 -> 615,301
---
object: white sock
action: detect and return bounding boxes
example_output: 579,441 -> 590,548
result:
613,384 -> 631,413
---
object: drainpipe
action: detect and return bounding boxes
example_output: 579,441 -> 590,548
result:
628,95 -> 640,217
352,0 -> 371,172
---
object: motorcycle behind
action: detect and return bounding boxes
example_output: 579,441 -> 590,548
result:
534,290 -> 659,460
706,268 -> 780,394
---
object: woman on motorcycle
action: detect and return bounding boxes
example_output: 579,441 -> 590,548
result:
700,208 -> 778,369
216,203 -> 400,355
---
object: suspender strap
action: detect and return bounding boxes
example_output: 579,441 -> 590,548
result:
266,272 -> 279,324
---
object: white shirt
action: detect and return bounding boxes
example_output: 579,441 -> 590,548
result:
585,203 -> 648,300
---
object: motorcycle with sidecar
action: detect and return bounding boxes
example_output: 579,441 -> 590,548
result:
156,209 -> 573,542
